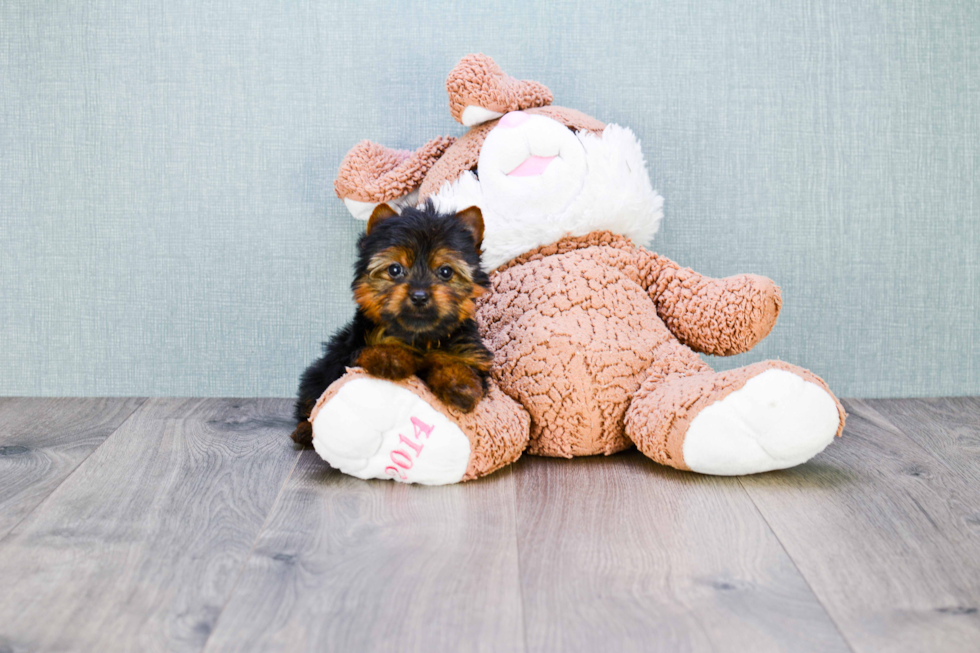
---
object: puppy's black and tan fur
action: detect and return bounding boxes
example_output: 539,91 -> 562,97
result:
290,201 -> 492,446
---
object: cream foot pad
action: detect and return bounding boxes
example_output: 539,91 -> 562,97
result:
683,369 -> 840,475
311,378 -> 471,485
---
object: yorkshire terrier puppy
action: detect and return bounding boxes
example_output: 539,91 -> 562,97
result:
290,201 -> 492,446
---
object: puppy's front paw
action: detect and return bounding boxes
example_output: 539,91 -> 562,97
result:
357,345 -> 419,380
426,364 -> 485,413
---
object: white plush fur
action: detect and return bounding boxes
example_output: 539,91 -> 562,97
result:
682,370 -> 840,475
312,378 -> 471,485
476,114 -> 589,221
432,120 -> 664,271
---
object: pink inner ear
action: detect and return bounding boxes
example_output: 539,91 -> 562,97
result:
498,111 -> 531,128
508,155 -> 556,177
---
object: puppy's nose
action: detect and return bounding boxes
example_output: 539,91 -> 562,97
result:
409,290 -> 430,306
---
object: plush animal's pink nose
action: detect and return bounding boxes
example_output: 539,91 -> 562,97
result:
498,111 -> 531,128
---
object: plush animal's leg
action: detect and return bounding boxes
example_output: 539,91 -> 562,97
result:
625,351 -> 845,475
307,369 -> 529,484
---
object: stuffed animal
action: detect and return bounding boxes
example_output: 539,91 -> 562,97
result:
310,54 -> 845,485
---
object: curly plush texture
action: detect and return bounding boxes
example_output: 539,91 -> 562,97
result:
446,54 -> 554,124
494,232 -> 781,356
636,255 -> 783,357
478,232 -> 792,457
309,367 -> 530,481
335,136 -> 455,203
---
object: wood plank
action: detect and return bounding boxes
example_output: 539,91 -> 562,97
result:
515,452 -> 850,653
203,452 -> 525,653
866,397 -> 980,484
0,398 -> 300,653
0,397 -> 145,539
739,398 -> 980,653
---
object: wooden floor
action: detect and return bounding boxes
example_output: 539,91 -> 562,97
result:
0,397 -> 978,652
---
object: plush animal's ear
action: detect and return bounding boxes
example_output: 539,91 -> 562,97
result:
366,203 -> 398,234
455,206 -> 484,249
335,136 -> 455,220
446,54 -> 553,126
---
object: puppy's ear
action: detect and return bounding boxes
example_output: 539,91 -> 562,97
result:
456,206 -> 484,249
366,203 -> 398,234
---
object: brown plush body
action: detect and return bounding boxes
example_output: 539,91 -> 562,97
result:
479,232 -> 845,466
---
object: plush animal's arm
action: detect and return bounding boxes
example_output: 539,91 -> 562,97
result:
633,246 -> 782,356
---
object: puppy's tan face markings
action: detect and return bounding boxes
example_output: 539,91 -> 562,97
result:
357,244 -> 484,329
365,246 -> 413,279
428,247 -> 475,284
355,246 -> 415,323
426,247 -> 483,323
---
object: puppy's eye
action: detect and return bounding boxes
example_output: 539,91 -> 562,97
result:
437,265 -> 454,281
387,263 -> 404,278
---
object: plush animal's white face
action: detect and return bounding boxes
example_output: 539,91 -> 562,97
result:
433,111 -> 665,271
477,111 -> 588,222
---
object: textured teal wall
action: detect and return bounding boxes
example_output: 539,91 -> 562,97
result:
1,1 -> 977,398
